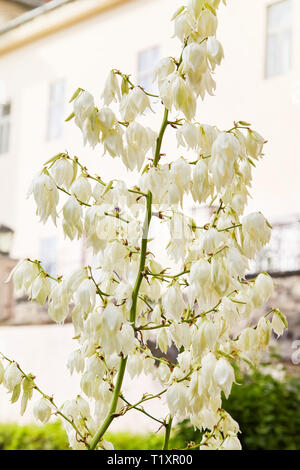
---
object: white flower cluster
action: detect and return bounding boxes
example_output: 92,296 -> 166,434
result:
1,0 -> 288,451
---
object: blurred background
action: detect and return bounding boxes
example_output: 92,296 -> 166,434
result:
0,0 -> 299,450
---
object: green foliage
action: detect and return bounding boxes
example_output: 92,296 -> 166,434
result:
176,372 -> 300,450
106,432 -> 163,450
0,422 -> 180,450
1,373 -> 299,450
0,422 -> 69,450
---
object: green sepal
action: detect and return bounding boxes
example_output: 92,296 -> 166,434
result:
44,153 -> 64,166
247,157 -> 256,167
171,5 -> 185,21
11,383 -> 21,404
65,112 -> 75,122
238,120 -> 251,127
69,88 -> 83,103
121,78 -> 129,96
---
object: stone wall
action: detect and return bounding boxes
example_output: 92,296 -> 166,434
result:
1,269 -> 299,364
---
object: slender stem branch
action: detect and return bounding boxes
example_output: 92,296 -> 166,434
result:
114,70 -> 159,98
126,388 -> 168,410
52,153 -> 147,199
56,185 -> 91,207
163,415 -> 173,450
211,200 -> 224,227
88,266 -> 110,302
120,395 -> 165,426
127,371 -> 193,412
183,300 -> 222,324
218,224 -> 242,232
136,345 -> 176,367
136,322 -> 172,331
137,295 -> 153,312
104,211 -> 129,224
145,269 -> 190,280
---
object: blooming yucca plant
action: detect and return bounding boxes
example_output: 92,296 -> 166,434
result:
0,0 -> 288,451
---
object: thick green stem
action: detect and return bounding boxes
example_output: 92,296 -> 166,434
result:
88,357 -> 127,450
88,191 -> 153,450
163,415 -> 173,450
130,191 -> 152,323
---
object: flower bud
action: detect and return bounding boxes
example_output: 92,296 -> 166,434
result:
4,363 -> 23,392
157,327 -> 170,354
67,350 -> 85,375
48,281 -> 71,323
166,382 -> 188,416
117,322 -> 135,357
127,353 -> 143,379
102,70 -> 121,105
242,212 -> 271,258
120,87 -> 151,122
162,284 -> 185,321
7,260 -> 39,293
206,37 -> 224,70
70,175 -> 92,204
75,279 -> 96,313
33,398 -> 52,423
214,358 -> 235,398
153,57 -> 176,86
271,310 -> 288,338
28,172 -> 59,224
30,275 -> 51,305
51,157 -> 74,189
102,304 -> 123,332
183,42 -> 207,72
245,129 -> 265,159
73,90 -> 94,128
173,9 -> 193,42
252,273 -> 274,308
172,75 -> 196,121
220,434 -> 242,450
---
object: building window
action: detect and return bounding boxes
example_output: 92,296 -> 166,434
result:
0,103 -> 11,155
137,46 -> 160,95
39,237 -> 57,277
266,0 -> 293,78
250,219 -> 300,274
47,80 -> 65,141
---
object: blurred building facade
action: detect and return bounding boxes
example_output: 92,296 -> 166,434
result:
0,0 -> 299,322
0,0 -> 298,427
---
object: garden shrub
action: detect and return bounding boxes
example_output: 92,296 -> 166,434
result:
176,372 -> 300,450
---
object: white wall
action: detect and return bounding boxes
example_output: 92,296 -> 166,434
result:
0,0 -> 298,266
0,324 -> 167,431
